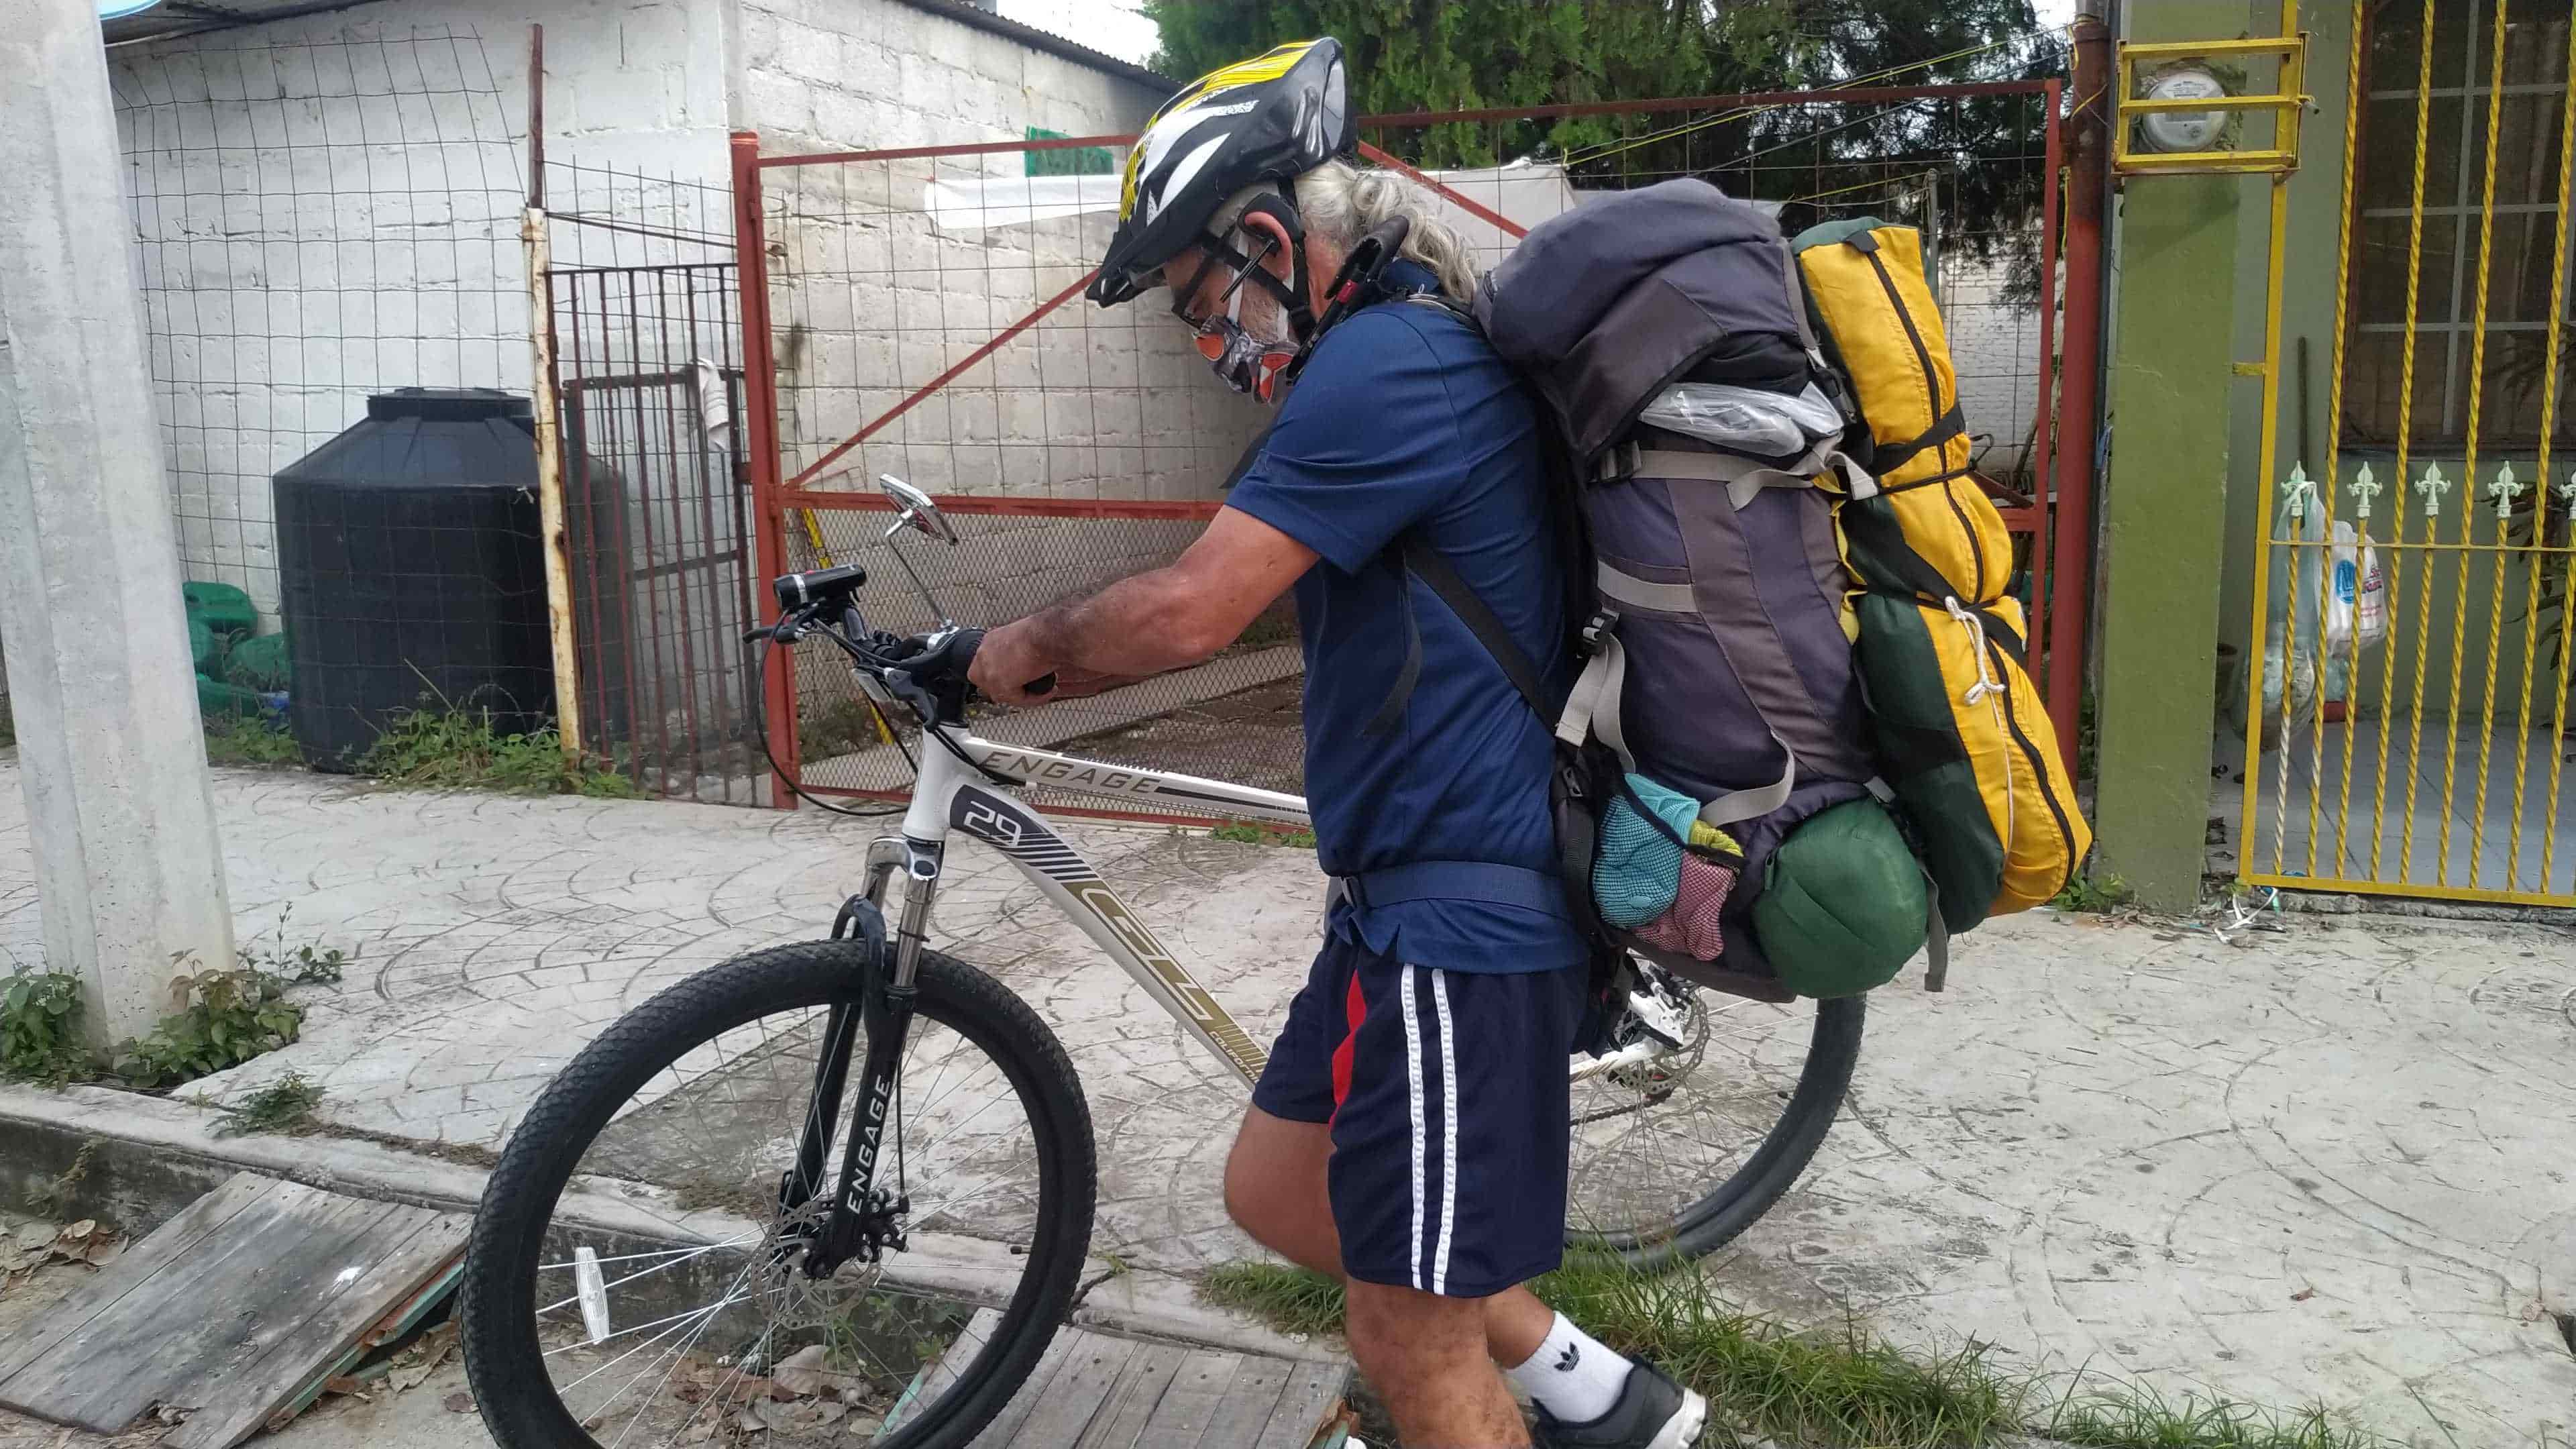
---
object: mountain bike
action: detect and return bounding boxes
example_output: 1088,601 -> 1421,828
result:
462,476 -> 1862,1449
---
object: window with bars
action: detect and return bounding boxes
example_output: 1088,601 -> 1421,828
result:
2344,0 -> 2576,449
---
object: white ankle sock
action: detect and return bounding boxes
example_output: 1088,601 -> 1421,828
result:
1503,1312 -> 1632,1424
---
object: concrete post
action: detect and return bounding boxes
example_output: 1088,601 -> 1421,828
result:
2094,171 -> 2245,909
0,0 -> 235,1044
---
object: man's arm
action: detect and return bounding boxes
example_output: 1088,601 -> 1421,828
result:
967,505 -> 1317,706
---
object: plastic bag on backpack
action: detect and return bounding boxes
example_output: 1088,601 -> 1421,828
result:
1635,381 -> 1844,464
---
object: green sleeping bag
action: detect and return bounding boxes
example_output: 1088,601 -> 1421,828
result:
1750,799 -> 1928,998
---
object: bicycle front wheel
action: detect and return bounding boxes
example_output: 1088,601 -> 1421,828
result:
462,941 -> 1095,1449
1566,981 -> 1863,1269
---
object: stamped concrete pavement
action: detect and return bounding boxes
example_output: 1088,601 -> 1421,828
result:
1,761 -> 2570,1444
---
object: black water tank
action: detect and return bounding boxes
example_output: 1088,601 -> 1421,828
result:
274,388 -> 557,770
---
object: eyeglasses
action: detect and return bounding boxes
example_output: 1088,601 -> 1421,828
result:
1168,233 -> 1279,359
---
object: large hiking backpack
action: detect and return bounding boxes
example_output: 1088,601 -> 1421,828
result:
1460,180 -> 1928,1000
1432,180 -> 2088,1000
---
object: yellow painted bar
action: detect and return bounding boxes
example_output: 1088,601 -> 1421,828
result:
2524,25 -> 2576,898
2242,870 -> 2573,910
2316,5 -> 2369,880
2369,0 -> 2443,885
2124,95 -> 2310,113
2455,0 -> 2517,888
2233,0 -> 2304,883
2121,36 -> 2308,59
2115,148 -> 2302,173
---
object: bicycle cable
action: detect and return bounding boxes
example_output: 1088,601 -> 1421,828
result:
741,631 -> 912,818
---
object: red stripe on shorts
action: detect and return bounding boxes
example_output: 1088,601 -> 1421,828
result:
1328,970 -> 1368,1120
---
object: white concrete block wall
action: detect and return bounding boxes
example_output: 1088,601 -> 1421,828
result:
113,0 -> 734,621
741,0 -> 1271,515
1937,254 -> 2046,485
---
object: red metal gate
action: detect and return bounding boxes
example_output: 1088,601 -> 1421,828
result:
731,82 -> 2095,821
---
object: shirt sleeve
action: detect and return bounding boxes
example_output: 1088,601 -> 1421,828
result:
1223,309 -> 1462,575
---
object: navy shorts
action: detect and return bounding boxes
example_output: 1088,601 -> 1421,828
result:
1251,934 -> 1588,1298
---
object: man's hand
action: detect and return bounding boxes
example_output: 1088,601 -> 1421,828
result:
965,506 -> 1317,708
970,619 -> 1065,707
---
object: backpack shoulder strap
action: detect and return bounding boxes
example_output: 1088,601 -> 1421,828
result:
1386,533 -> 1559,723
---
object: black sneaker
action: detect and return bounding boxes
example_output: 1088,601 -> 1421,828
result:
1531,1359 -> 1709,1449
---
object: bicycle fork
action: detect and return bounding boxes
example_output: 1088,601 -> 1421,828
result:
780,837 -> 936,1277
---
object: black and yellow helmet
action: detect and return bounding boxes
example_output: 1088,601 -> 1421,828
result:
1087,38 -> 1354,308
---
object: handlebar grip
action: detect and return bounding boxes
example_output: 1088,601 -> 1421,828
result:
947,630 -> 1053,698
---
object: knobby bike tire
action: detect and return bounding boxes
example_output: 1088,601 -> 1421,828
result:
461,942 -> 1095,1449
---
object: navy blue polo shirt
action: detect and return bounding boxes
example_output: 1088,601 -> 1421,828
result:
1224,262 -> 1582,974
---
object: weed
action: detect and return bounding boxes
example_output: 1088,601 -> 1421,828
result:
205,715 -> 301,767
1197,1258 -> 2405,1449
1208,821 -> 1318,849
0,696 -> 14,750
215,1071 -> 325,1138
1,972 -> 91,1083
111,962 -> 308,1089
360,703 -> 637,798
23,1141 -> 96,1218
241,904 -> 347,985
800,696 -> 899,761
2053,870 -> 2137,914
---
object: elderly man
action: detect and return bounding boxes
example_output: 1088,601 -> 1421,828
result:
968,38 -> 1706,1449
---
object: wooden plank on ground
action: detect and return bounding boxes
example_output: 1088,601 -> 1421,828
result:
976,1332 -> 1136,1448
957,1327 -> 1084,1448
894,1305 -> 1000,1426
0,1171 -> 275,1387
0,1171 -> 468,1449
1258,1360 -> 1352,1447
911,1319 -> 1346,1449
168,1205 -> 468,1449
1189,1354 -> 1291,1448
1071,1346 -> 1186,1449
1132,1347 -> 1243,1445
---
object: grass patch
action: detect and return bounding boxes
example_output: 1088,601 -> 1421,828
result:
6,913 -> 350,1090
1203,1262 -> 1350,1338
213,1070 -> 325,1138
1,972 -> 93,1084
205,714 -> 301,767
360,704 -> 637,798
0,695 -> 14,749
1208,821 -> 1318,849
2052,870 -> 2137,914
112,963 -> 311,1088
1198,1260 -> 2393,1449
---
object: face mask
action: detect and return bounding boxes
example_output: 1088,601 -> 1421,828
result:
1195,284 -> 1301,404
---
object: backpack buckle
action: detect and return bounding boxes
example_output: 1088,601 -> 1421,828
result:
1578,608 -> 1621,656
1594,441 -> 1641,484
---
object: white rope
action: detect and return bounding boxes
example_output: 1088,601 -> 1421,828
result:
1946,596 -> 2004,705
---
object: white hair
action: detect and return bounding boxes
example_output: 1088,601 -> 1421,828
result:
1210,160 -> 1480,304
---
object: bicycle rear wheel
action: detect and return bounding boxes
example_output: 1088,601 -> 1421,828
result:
1566,974 -> 1863,1269
463,941 -> 1094,1449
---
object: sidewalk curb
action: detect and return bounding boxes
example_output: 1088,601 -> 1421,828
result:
0,1081 -> 1336,1364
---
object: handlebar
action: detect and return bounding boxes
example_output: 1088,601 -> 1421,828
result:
749,568 -> 1054,722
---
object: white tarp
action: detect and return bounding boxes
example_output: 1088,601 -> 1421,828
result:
921,162 -> 1582,260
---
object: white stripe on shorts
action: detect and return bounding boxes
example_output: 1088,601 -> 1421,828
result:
1400,963 -> 1428,1291
1430,967 -> 1459,1296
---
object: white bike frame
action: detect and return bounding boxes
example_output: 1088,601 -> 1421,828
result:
863,722 -> 1309,1087
856,718 -> 1686,1092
